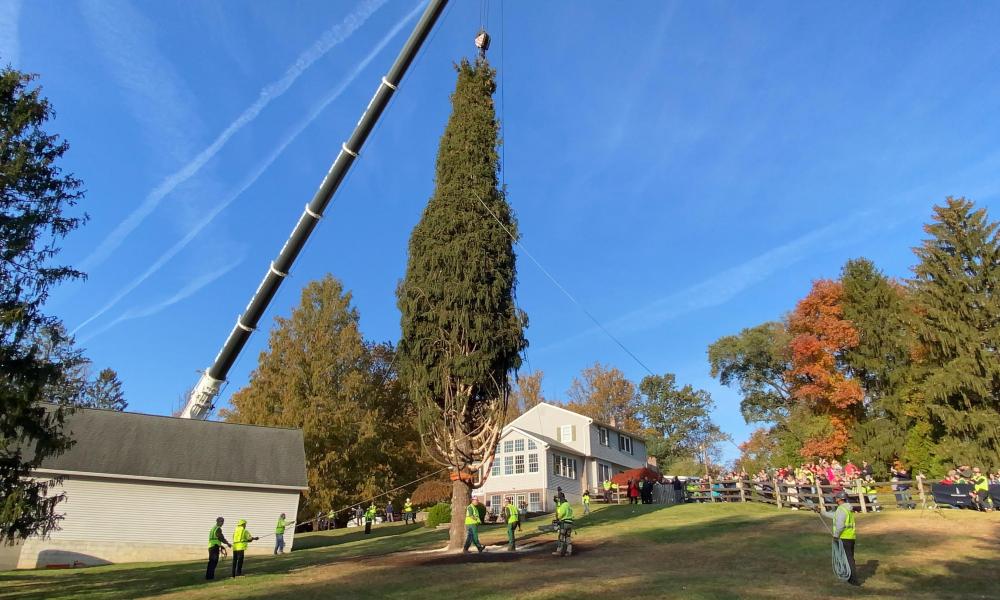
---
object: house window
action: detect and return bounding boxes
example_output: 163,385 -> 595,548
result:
619,435 -> 633,455
504,456 -> 514,475
515,454 -> 525,474
491,462 -> 501,477
599,427 -> 610,446
599,463 -> 612,483
553,454 -> 577,479
490,495 -> 501,512
527,439 -> 537,450
529,492 -> 542,512
559,425 -> 573,442
504,440 -> 514,454
514,439 -> 525,452
528,453 -> 539,473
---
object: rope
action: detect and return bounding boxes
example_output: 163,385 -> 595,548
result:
814,508 -> 852,582
472,191 -> 655,376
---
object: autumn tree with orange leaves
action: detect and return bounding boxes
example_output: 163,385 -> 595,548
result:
786,280 -> 864,458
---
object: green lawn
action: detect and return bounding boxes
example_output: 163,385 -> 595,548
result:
2,503 -> 997,600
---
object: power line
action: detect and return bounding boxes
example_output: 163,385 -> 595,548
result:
472,191 -> 655,376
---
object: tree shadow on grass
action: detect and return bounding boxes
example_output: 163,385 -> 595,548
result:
0,527 -> 448,600
293,523 -> 424,550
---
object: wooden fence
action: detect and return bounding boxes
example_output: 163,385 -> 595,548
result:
682,476 -> 930,513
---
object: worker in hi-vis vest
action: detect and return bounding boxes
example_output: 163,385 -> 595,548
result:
463,496 -> 485,553
503,497 -> 520,551
404,498 -> 414,524
602,479 -> 613,502
274,513 -> 294,555
206,516 -> 232,581
582,490 -> 592,514
231,519 -> 259,578
364,503 -> 377,534
830,492 -> 859,586
553,494 -> 575,556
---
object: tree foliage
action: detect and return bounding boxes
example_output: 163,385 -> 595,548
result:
33,324 -> 126,411
708,321 -> 792,424
910,197 -> 1000,467
505,370 -> 543,424
1,68 -> 86,542
225,275 -> 432,519
396,58 -> 526,550
639,373 -> 721,467
565,363 -> 641,431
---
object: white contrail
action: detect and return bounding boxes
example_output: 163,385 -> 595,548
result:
0,0 -> 22,66
78,0 -> 389,271
72,1 -> 424,335
79,257 -> 244,343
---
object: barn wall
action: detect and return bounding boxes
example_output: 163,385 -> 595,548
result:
17,475 -> 300,569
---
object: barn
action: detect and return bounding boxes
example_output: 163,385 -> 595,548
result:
5,406 -> 307,570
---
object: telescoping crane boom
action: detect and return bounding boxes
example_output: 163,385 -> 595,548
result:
180,0 -> 450,419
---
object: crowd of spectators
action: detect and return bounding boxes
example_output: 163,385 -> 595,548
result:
708,459 -> 998,512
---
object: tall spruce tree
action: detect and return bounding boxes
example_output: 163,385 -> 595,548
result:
840,258 -> 911,472
1,68 -> 85,542
911,197 -> 1000,468
397,58 -> 527,551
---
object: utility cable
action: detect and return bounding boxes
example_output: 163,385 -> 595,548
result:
472,191 -> 655,376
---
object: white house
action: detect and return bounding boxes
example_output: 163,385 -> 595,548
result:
477,403 -> 647,514
4,406 -> 307,570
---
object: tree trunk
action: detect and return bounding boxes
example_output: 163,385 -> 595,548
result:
448,478 -> 472,551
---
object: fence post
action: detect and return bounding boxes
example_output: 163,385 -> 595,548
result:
856,479 -> 867,513
917,474 -> 927,509
774,478 -> 783,508
817,485 -> 826,514
738,479 -> 747,503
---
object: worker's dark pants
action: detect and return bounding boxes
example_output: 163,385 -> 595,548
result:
603,489 -> 611,502
232,550 -> 245,578
841,539 -> 858,584
365,520 -> 372,534
206,546 -> 220,580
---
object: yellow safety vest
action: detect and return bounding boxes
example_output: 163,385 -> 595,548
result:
233,524 -> 252,551
208,525 -> 222,548
603,480 -> 612,491
835,504 -> 856,540
465,503 -> 481,526
404,501 -> 413,513
506,503 -> 519,524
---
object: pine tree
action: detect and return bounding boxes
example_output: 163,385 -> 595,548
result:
910,197 -> 1000,467
1,68 -> 85,542
83,369 -> 127,411
397,58 -> 527,551
226,276 -> 432,520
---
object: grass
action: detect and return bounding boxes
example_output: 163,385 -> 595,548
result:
1,503 -> 998,600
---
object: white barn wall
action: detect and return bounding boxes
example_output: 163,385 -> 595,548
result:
18,475 -> 299,569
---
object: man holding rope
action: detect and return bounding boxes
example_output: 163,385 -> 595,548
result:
829,492 -> 859,586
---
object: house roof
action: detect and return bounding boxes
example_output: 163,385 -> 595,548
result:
31,405 -> 308,490
506,426 -> 583,457
524,402 -> 645,441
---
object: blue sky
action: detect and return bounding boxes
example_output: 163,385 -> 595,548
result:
5,1 -> 1000,461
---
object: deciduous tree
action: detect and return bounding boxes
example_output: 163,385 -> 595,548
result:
565,363 -> 642,432
639,373 -> 721,467
786,280 -> 863,458
226,276 -> 432,520
506,370 -> 544,424
708,321 -> 792,425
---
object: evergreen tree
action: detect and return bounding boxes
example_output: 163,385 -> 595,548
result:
397,58 -> 527,551
1,68 -> 85,542
226,276 -> 432,519
83,369 -> 127,411
840,258 -> 912,472
910,197 -> 1000,467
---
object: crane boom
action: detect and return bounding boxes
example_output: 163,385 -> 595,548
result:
181,0 -> 450,419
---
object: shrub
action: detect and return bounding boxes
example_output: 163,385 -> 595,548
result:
425,502 -> 451,529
